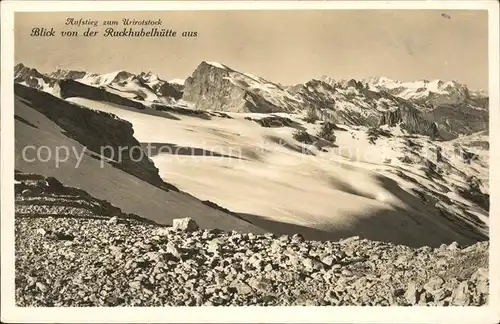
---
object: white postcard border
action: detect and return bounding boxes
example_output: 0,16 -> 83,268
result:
1,1 -> 499,323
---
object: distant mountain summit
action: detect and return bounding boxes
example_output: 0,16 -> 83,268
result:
182,61 -> 301,113
14,63 -> 56,91
319,74 -> 488,107
14,63 -> 184,103
360,76 -> 484,107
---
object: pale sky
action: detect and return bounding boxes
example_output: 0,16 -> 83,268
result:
15,10 -> 488,89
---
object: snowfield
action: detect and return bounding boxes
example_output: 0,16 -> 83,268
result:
67,97 -> 488,247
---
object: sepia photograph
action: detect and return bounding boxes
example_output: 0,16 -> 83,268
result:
1,1 -> 499,323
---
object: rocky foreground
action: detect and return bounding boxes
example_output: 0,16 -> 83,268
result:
15,173 -> 489,307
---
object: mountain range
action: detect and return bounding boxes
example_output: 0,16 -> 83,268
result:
15,61 -> 488,140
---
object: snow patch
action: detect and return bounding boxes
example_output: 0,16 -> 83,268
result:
205,61 -> 226,69
169,78 -> 185,85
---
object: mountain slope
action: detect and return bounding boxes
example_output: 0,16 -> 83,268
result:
53,79 -> 147,110
14,84 -> 263,233
50,68 -> 183,103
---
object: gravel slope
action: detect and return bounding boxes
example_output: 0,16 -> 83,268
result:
15,172 -> 489,307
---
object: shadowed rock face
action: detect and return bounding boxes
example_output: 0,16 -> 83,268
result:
50,68 -> 88,80
294,79 -> 488,139
15,83 -> 168,191
151,82 -> 183,100
136,71 -> 184,99
14,63 -> 57,90
469,96 -> 489,110
424,103 -> 489,138
292,80 -> 440,137
379,103 -> 440,139
53,79 -> 147,110
15,83 -> 267,233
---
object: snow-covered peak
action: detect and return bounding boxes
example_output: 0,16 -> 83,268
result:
318,75 -> 336,87
469,88 -> 488,99
49,68 -> 87,80
362,76 -> 481,95
203,61 -> 227,69
138,71 -> 161,83
76,70 -> 135,87
353,76 -> 487,105
169,78 -> 185,85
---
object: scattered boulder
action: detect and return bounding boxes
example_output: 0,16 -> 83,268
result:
405,281 -> 422,304
451,281 -> 472,306
230,280 -> 253,295
107,216 -> 119,225
447,242 -> 460,251
247,277 -> 273,293
14,176 -> 490,307
165,242 -> 182,260
172,218 -> 199,232
424,276 -> 445,292
45,177 -> 65,193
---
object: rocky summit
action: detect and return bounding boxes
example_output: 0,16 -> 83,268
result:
15,172 -> 488,307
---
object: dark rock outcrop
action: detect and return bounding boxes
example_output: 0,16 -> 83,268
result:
49,68 -> 87,80
137,71 -> 184,99
245,115 -> 295,128
152,82 -> 183,100
53,79 -> 147,110
379,103 -> 440,139
424,103 -> 489,138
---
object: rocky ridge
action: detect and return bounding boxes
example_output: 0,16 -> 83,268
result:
53,79 -> 148,110
15,172 -> 489,307
14,63 -> 56,91
15,83 -> 174,192
181,63 -> 487,139
14,63 -> 184,103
